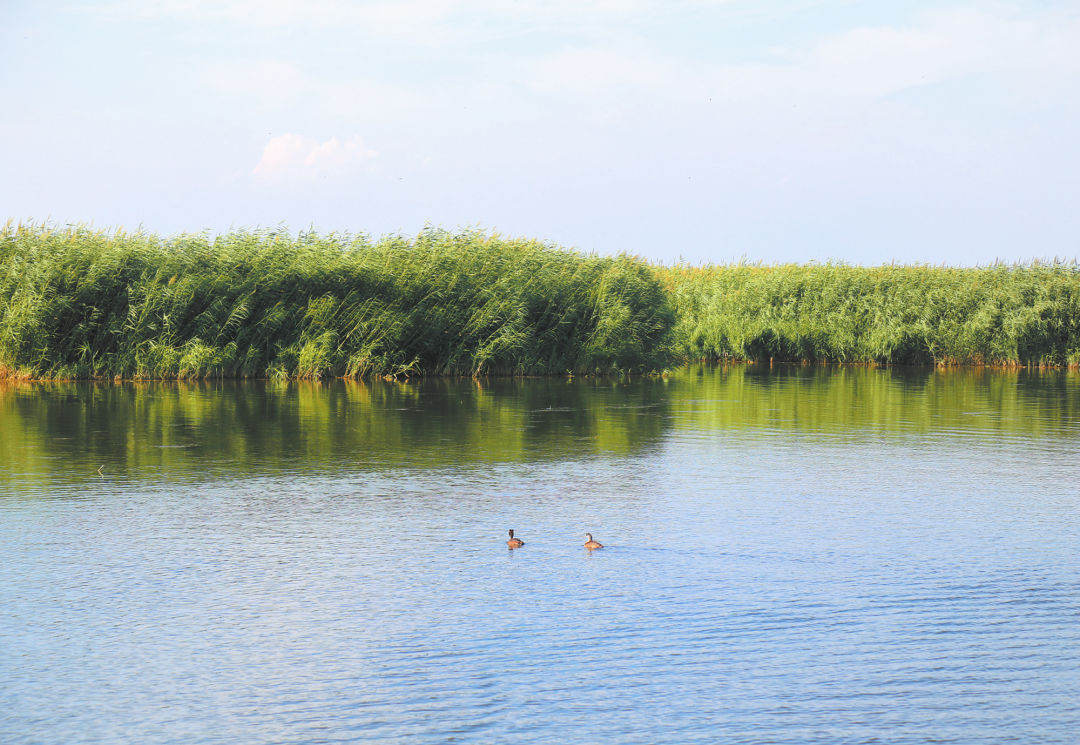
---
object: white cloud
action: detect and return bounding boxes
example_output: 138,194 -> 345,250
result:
252,133 -> 377,180
199,58 -> 310,101
528,47 -> 670,93
199,58 -> 427,120
117,0 -> 659,44
178,1 -> 1080,127
507,7 -> 1080,110
800,9 -> 1080,98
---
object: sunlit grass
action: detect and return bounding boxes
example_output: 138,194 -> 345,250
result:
0,221 -> 674,379
657,259 -> 1080,368
3,221 -> 1078,379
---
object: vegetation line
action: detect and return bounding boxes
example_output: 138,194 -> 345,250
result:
2,221 -> 1078,380
656,258 -> 1080,369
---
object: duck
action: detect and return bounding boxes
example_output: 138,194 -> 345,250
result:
583,533 -> 603,550
507,529 -> 524,548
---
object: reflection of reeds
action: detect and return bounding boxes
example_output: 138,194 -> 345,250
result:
658,261 -> 1080,368
3,369 -> 1075,490
0,377 -> 676,486
0,222 -> 674,379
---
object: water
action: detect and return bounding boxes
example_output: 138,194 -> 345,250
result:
2,365 -> 1078,744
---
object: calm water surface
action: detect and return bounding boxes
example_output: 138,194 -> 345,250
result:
2,365 -> 1078,744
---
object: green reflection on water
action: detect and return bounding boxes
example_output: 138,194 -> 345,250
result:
674,363 -> 1080,437
0,375 -> 673,489
2,365 -> 1078,492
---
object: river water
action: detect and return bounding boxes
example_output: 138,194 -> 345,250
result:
1,365 -> 1077,744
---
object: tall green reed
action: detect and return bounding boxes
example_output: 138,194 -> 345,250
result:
0,222 -> 675,379
658,260 -> 1080,367
4,221 -> 1078,379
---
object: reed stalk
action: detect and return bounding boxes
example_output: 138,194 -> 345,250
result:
0,222 -> 674,379
3,221 -> 1078,379
657,260 -> 1080,368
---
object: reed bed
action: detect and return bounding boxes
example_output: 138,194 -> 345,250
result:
0,222 -> 674,379
658,261 -> 1080,368
3,221 -> 1079,379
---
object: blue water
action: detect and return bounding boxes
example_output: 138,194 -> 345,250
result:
1,367 -> 1078,743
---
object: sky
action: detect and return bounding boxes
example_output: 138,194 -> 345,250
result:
1,0 -> 1078,265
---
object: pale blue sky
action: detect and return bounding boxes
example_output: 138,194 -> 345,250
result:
2,0 -> 1077,264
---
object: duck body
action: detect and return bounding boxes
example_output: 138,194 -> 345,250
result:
507,529 -> 524,548
584,533 -> 603,549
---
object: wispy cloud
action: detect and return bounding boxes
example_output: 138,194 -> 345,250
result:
799,9 -> 1080,98
527,47 -> 671,93
524,9 -> 1080,100
199,58 -> 310,102
199,58 -> 427,120
148,0 -> 1080,114
115,0 -> 661,44
252,134 -> 377,180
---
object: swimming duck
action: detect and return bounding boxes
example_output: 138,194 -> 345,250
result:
507,529 -> 524,548
584,533 -> 603,550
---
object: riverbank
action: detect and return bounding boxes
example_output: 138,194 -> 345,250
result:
2,222 -> 1078,379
